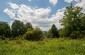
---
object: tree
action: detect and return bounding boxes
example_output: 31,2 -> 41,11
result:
25,22 -> 33,31
12,20 -> 26,37
61,4 -> 85,38
0,21 -> 11,38
49,24 -> 59,38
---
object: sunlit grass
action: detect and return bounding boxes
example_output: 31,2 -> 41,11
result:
0,38 -> 85,55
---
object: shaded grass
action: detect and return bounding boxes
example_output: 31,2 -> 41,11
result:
0,38 -> 85,55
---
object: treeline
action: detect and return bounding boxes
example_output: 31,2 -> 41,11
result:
0,4 -> 85,40
0,20 -> 59,40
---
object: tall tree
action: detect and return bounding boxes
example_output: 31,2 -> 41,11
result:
49,24 -> 59,38
61,4 -> 85,38
12,20 -> 25,37
0,21 -> 11,38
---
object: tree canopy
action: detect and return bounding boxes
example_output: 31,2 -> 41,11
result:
12,20 -> 26,37
0,21 -> 11,38
49,24 -> 59,38
61,4 -> 85,38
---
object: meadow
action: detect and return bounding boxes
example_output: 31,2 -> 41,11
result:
0,38 -> 85,55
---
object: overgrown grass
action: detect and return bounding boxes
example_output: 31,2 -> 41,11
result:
0,38 -> 85,55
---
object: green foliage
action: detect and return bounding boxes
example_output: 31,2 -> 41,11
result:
12,20 -> 26,37
61,4 -> 85,38
59,29 -> 65,37
47,32 -> 53,38
24,27 -> 43,41
25,22 -> 33,31
49,24 -> 59,38
0,21 -> 11,39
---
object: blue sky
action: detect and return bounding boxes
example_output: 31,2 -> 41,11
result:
0,0 -> 84,30
0,0 -> 73,22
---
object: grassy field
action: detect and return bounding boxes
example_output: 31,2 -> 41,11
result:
0,38 -> 85,55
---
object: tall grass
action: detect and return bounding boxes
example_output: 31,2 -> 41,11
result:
0,38 -> 85,55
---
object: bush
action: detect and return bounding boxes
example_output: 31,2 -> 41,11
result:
47,33 -> 53,38
59,29 -> 65,38
0,36 -> 6,40
70,31 -> 85,39
24,27 -> 43,41
69,31 -> 84,39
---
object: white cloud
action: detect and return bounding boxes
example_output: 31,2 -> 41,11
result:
74,0 -> 80,2
9,3 -> 19,9
75,0 -> 85,13
50,8 -> 65,29
74,0 -> 82,2
49,0 -> 58,5
4,8 -> 15,18
65,0 -> 73,3
4,3 -> 64,31
9,21 -> 14,27
64,0 -> 85,13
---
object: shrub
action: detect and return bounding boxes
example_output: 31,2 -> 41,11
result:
70,31 -> 79,39
24,27 -> 43,41
47,33 -> 53,38
59,29 -> 65,38
70,31 -> 85,39
0,36 -> 6,40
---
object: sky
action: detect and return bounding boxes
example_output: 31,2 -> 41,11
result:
0,0 -> 85,31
